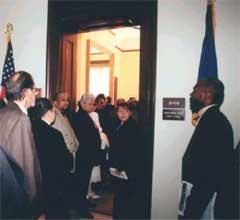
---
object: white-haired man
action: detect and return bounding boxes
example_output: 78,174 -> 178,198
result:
72,93 -> 101,219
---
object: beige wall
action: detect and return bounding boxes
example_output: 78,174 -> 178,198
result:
76,30 -> 139,102
76,30 -> 116,102
117,51 -> 139,100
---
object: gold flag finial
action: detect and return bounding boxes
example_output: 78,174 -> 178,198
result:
208,0 -> 216,5
5,23 -> 13,39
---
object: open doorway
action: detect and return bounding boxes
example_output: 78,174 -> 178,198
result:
46,1 -> 157,219
78,26 -> 140,105
73,26 -> 141,217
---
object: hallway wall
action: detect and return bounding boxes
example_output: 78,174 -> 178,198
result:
152,0 -> 240,218
0,0 -> 48,95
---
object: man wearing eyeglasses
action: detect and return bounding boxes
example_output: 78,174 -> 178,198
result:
0,71 -> 42,218
53,91 -> 79,160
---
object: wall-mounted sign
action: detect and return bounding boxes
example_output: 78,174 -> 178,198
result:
163,109 -> 185,121
163,98 -> 185,108
162,98 -> 185,121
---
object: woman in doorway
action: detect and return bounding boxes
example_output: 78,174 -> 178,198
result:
109,102 -> 141,219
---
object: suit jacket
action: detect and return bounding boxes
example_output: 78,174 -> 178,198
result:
181,106 -> 234,219
31,119 -> 72,193
233,141 -> 239,219
0,145 -> 29,219
109,117 -> 140,180
72,108 -> 101,167
0,102 -> 41,201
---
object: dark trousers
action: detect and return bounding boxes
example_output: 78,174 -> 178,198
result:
112,177 -> 138,220
100,149 -> 110,184
74,163 -> 93,212
44,192 -> 68,219
43,182 -> 69,219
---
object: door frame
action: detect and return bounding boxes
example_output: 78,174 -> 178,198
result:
46,1 -> 157,218
86,39 -> 114,99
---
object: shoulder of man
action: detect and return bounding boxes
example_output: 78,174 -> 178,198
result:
201,106 -> 232,129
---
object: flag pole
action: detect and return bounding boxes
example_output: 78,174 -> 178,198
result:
208,0 -> 216,36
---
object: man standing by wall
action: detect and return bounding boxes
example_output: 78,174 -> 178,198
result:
179,79 -> 235,219
0,71 -> 42,216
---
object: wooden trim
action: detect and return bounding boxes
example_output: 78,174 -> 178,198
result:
109,54 -> 114,99
115,45 -> 140,52
90,52 -> 104,55
90,60 -> 110,65
86,39 -> 90,93
46,6 -> 62,99
114,76 -> 118,105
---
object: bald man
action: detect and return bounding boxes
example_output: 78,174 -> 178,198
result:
179,79 -> 235,219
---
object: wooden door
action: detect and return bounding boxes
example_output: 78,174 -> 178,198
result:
61,34 -> 77,110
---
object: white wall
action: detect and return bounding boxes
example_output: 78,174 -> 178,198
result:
152,0 -> 240,219
0,0 -> 48,95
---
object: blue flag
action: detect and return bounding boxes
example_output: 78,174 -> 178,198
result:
198,3 -> 218,80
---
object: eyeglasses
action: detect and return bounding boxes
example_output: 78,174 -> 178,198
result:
31,88 -> 39,95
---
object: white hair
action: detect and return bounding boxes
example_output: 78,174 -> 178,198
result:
80,93 -> 95,104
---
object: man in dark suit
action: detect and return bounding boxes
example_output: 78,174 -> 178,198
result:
0,71 -> 42,217
179,79 -> 235,219
233,141 -> 239,219
72,93 -> 101,219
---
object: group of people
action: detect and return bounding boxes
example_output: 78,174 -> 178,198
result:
0,70 -> 239,220
0,70 -> 141,219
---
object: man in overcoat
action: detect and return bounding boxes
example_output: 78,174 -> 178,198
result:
179,79 -> 235,219
0,71 -> 42,216
72,93 -> 101,219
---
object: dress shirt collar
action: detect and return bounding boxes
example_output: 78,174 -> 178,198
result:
41,118 -> 51,126
14,101 -> 28,115
196,104 -> 216,126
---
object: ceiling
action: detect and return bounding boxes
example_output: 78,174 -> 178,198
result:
90,26 -> 140,53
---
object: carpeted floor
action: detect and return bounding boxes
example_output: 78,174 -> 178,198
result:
90,192 -> 113,216
91,211 -> 112,220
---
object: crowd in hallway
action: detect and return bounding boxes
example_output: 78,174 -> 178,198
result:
0,71 -> 142,219
0,71 -> 239,220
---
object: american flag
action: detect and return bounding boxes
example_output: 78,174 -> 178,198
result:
0,40 -> 15,99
